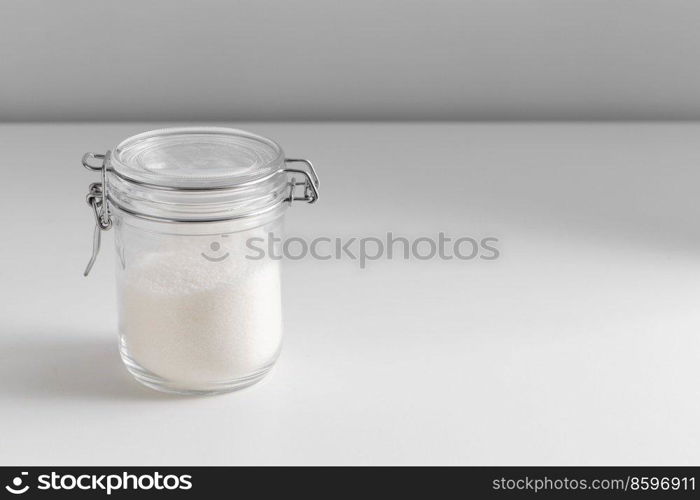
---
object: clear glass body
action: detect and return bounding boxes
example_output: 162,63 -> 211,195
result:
114,207 -> 285,395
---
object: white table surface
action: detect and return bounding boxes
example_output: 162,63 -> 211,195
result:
1,122 -> 699,465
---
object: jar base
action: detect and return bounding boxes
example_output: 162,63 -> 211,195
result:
119,347 -> 275,396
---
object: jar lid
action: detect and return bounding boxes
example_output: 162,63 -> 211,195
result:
110,127 -> 285,189
96,127 -> 319,224
81,127 -> 318,275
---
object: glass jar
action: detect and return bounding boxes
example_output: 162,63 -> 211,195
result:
81,127 -> 319,395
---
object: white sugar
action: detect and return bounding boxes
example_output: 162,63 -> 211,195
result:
118,234 -> 282,388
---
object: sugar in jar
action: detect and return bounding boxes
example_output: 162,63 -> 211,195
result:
82,127 -> 319,395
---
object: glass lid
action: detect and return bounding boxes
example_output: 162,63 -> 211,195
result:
110,127 -> 285,189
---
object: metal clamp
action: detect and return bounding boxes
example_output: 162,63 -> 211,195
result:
82,153 -> 319,276
284,158 -> 319,204
82,152 -> 106,172
83,151 -> 112,276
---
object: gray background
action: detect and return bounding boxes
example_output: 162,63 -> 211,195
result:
2,0 -> 700,121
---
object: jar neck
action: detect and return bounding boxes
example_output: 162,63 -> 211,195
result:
112,200 -> 288,236
107,168 -> 290,224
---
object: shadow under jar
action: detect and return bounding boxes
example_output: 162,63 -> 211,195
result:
81,127 -> 319,395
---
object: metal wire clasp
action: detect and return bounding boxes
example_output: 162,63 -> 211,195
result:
81,154 -> 318,276
284,159 -> 319,204
82,151 -> 112,276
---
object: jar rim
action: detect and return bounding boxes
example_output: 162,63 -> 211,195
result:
110,127 -> 285,190
106,127 -> 291,223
